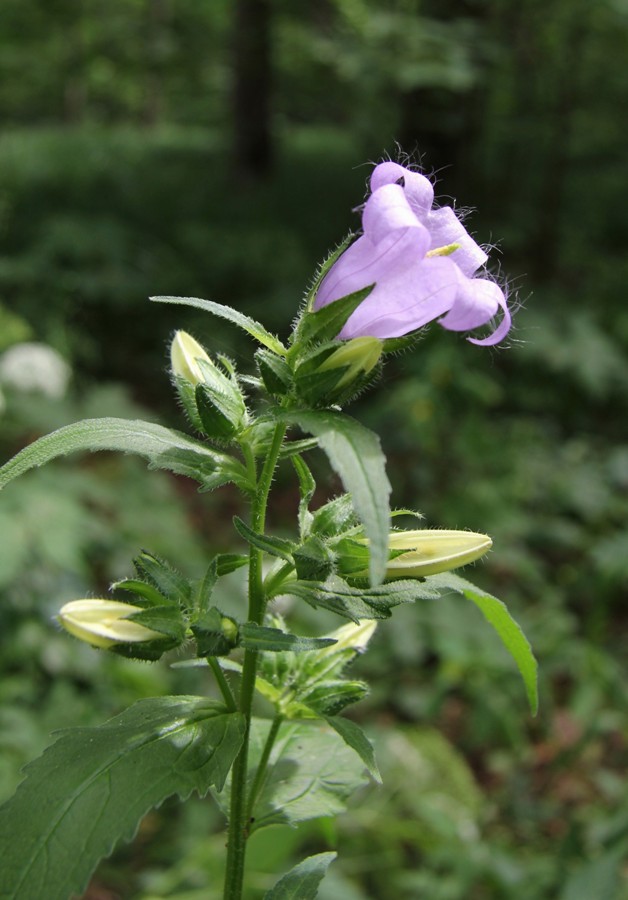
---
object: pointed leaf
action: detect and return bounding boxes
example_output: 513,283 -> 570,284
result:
133,550 -> 191,604
431,572 -> 539,714
264,851 -> 337,900
292,454 -> 316,538
285,411 -> 390,585
0,698 -> 245,900
325,716 -> 381,783
151,295 -> 287,355
296,286 -> 374,346
288,576 -> 439,622
233,515 -> 295,562
240,623 -> 336,653
0,418 -> 249,492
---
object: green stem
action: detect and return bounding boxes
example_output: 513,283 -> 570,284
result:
208,657 -> 237,713
223,423 -> 287,900
245,714 -> 283,822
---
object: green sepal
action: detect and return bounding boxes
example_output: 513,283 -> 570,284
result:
299,679 -> 369,716
279,437 -> 319,459
215,553 -> 249,576
233,515 -> 295,562
292,453 -> 316,538
133,550 -> 191,607
171,374 -> 205,433
293,535 -> 334,581
301,231 -> 354,312
194,559 -> 218,615
110,578 -> 167,608
239,622 -> 336,653
191,607 -> 239,657
109,635 -> 181,662
256,348 -> 293,397
195,383 -> 240,441
311,493 -> 358,538
294,286 -> 374,347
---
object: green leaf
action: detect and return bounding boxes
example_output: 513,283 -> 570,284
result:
264,852 -> 337,900
284,411 -> 391,585
195,558 -> 218,614
431,573 -> 539,714
295,286 -> 374,347
324,716 -> 381,783
0,417 -> 250,492
0,697 -> 245,900
233,515 -> 295,562
214,718 -> 368,831
292,453 -> 316,538
239,623 -> 336,653
151,295 -> 287,355
311,493 -> 358,538
133,550 -> 191,604
279,437 -> 319,459
288,576 -> 439,622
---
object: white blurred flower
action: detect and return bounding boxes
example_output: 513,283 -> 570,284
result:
0,342 -> 71,398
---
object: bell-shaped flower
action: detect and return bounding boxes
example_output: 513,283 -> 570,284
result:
314,161 -> 510,346
58,599 -> 165,649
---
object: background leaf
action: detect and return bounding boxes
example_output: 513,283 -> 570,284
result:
0,697 -> 245,900
285,411 -> 391,585
264,851 -> 337,900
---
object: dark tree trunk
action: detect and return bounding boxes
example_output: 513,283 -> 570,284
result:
232,0 -> 273,178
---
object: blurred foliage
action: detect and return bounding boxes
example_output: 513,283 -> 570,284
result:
1,0 -> 628,897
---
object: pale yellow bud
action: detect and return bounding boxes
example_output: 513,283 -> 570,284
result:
324,619 -> 377,653
58,599 -> 163,649
386,530 -> 492,577
170,330 -> 211,385
317,336 -> 383,389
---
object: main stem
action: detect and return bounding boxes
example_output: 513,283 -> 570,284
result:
223,422 -> 286,900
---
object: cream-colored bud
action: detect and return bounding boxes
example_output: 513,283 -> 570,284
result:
317,336 -> 383,389
386,530 -> 492,577
170,330 -> 212,385
58,599 -> 163,649
321,619 -> 377,655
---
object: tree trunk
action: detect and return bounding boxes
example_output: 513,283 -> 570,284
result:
232,0 -> 273,178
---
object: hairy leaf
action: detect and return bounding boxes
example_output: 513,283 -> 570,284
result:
151,295 -> 287,355
264,852 -> 337,900
284,411 -> 391,585
240,622 -> 336,653
0,418 -> 249,492
325,716 -> 381,783
431,573 -> 539,714
0,697 -> 245,900
289,575 -> 439,622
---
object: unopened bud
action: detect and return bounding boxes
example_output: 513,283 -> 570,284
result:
170,330 -> 211,385
317,336 -> 383,388
58,599 -> 164,649
385,530 -> 492,577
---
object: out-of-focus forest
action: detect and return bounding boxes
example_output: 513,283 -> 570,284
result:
1,1 -> 627,897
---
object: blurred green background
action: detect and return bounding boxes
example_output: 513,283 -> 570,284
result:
1,1 -> 627,897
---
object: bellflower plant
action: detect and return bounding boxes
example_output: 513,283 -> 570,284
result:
0,158 -> 535,900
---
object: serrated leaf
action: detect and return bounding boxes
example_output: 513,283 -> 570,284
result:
284,411 -> 390,585
0,417 -> 250,492
239,623 -> 336,653
263,851 -> 337,900
324,716 -> 381,783
288,576 -> 438,622
151,295 -> 286,355
214,718 -> 368,832
431,572 -> 538,714
295,286 -> 374,346
233,515 -> 295,562
0,698 -> 245,900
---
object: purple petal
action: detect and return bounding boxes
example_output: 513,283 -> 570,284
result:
370,161 -> 434,216
339,257 -> 458,340
316,184 -> 430,310
425,207 -> 488,276
438,272 -> 511,345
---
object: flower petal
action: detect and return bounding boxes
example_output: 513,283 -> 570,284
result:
438,273 -> 512,345
370,161 -> 434,216
340,257 -> 458,339
425,206 -> 488,276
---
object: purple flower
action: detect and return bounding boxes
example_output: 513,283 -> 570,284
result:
315,161 -> 511,346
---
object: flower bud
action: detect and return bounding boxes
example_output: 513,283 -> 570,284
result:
58,599 -> 165,649
295,336 -> 383,406
385,530 -> 492,578
170,330 -> 211,385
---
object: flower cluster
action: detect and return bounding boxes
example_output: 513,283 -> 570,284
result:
314,161 -> 510,346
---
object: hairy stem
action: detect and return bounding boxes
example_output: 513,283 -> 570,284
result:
223,423 -> 287,900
